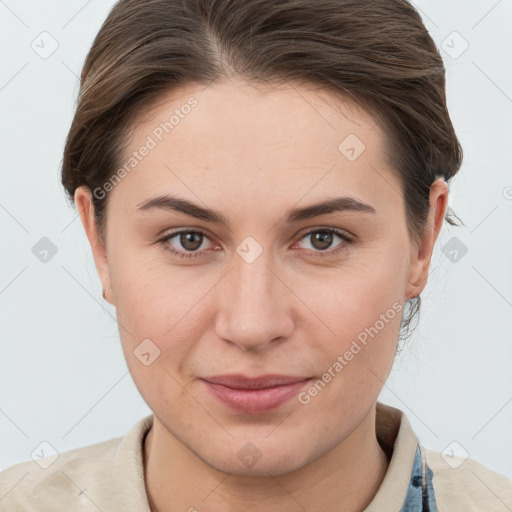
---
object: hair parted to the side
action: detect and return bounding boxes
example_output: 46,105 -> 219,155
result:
61,0 -> 464,344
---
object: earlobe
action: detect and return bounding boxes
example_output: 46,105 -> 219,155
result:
74,186 -> 113,303
405,178 -> 449,300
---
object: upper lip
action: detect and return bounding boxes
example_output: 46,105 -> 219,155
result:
202,374 -> 312,389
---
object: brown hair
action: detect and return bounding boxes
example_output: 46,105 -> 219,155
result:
61,0 -> 463,341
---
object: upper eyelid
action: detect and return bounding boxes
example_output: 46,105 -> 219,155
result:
296,226 -> 353,240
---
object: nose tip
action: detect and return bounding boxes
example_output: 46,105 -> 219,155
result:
213,259 -> 295,352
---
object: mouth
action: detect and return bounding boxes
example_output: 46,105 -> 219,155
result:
200,374 -> 313,414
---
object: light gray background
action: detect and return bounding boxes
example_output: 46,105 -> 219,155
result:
1,0 -> 511,482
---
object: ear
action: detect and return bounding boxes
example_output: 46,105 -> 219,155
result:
405,178 -> 449,299
74,186 -> 114,304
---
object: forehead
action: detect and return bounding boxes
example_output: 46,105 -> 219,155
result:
110,78 -> 401,218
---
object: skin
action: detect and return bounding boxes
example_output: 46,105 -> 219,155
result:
75,78 -> 448,512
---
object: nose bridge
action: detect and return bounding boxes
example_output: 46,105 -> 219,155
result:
214,242 -> 293,351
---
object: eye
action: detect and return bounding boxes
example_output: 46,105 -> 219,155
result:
294,228 -> 353,257
159,229 -> 215,259
158,227 -> 353,260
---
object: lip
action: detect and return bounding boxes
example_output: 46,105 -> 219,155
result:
201,374 -> 313,414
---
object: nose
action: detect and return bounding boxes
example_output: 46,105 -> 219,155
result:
213,251 -> 295,352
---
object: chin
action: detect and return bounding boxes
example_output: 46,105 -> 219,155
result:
196,439 -> 313,477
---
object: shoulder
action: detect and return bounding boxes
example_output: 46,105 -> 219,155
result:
0,435 -> 123,511
425,448 -> 512,511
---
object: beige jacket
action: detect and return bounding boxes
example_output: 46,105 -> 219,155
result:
1,402 -> 511,511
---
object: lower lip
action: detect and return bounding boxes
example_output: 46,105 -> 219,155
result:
202,379 -> 312,414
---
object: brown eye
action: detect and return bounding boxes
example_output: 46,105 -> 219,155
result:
159,230 -> 212,259
294,228 -> 354,258
178,232 -> 204,251
309,230 -> 334,250
298,228 -> 352,254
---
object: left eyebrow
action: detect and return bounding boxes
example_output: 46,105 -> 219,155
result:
286,196 -> 376,222
135,194 -> 376,227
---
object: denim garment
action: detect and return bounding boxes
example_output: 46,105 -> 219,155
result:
401,445 -> 438,511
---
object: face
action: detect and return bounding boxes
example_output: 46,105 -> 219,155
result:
77,78 -> 446,476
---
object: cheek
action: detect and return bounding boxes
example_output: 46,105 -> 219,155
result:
304,251 -> 406,336
295,252 -> 406,388
113,265 -> 200,415
110,256 -> 215,378
110,252 -> 202,330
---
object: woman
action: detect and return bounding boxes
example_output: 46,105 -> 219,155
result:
1,0 -> 511,510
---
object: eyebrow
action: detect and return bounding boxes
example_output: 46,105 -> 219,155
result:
136,194 -> 376,225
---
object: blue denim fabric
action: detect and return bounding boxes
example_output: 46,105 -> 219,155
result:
400,445 -> 438,511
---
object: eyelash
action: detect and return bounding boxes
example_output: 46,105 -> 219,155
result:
158,228 -> 354,260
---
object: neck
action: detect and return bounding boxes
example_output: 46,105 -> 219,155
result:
143,405 -> 389,512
